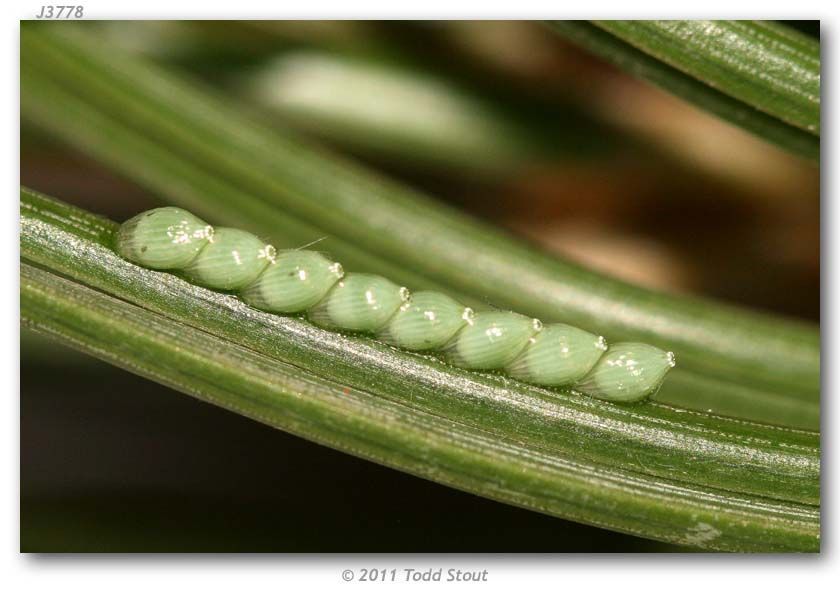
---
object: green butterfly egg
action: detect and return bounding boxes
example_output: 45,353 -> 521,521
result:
447,311 -> 542,370
116,207 -> 213,269
184,227 -> 276,290
505,324 -> 608,386
380,290 -> 470,351
575,342 -> 676,403
309,273 -> 409,332
240,249 -> 343,313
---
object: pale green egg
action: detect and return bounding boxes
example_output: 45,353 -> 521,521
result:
575,342 -> 676,403
240,249 -> 343,313
183,227 -> 276,290
309,273 -> 409,332
116,207 -> 213,269
506,324 -> 608,386
447,311 -> 541,370
380,290 -> 469,351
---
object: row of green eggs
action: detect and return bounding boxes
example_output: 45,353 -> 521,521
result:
116,207 -> 676,403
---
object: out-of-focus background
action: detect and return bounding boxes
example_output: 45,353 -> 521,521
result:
20,21 -> 819,552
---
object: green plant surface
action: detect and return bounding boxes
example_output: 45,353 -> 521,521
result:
20,188 -> 820,552
595,21 -> 820,133
659,370 -> 820,432
549,21 -> 820,160
101,23 -> 616,177
20,24 -> 820,424
244,50 -> 582,174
